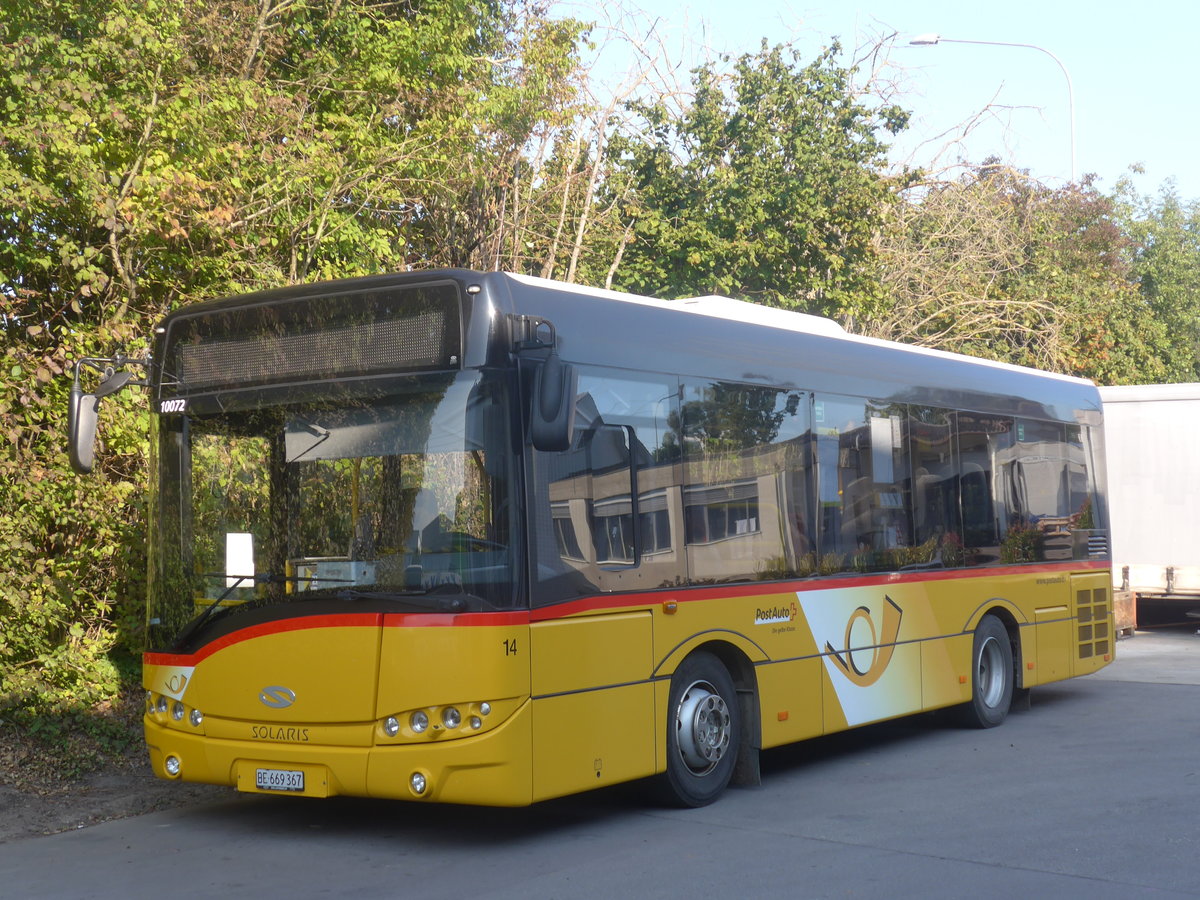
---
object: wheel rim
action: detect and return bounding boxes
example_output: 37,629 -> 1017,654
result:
675,680 -> 731,774
977,636 -> 1006,708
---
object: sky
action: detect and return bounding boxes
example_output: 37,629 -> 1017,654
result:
559,0 -> 1197,202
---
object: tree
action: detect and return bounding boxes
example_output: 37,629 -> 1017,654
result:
1,0 -> 588,330
605,41 -> 912,314
1115,180 -> 1200,382
867,165 -> 1170,384
0,0 -> 587,714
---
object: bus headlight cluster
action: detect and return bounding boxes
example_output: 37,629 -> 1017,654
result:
146,692 -> 204,732
379,701 -> 494,741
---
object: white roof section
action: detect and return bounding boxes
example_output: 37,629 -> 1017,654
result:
1099,383 -> 1200,403
505,274 -> 844,335
671,295 -> 846,337
504,272 -> 1093,388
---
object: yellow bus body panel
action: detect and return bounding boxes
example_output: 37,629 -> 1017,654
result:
164,625 -> 382,724
143,563 -> 1113,806
375,619 -> 529,718
530,611 -> 655,801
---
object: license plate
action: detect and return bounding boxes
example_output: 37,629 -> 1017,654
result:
255,768 -> 305,792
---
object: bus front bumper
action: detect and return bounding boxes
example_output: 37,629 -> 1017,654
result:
144,700 -> 535,807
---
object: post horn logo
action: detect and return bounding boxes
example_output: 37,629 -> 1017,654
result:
259,686 -> 297,709
826,595 -> 904,687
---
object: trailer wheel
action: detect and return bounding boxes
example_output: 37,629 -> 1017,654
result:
961,614 -> 1014,728
662,651 -> 741,807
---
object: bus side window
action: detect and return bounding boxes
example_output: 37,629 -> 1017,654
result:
956,412 -> 1012,564
531,367 -> 683,604
681,381 -> 811,583
908,406 -> 959,554
997,419 -> 1093,562
583,424 -> 636,565
814,396 -> 912,573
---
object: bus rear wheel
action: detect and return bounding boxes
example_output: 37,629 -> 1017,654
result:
663,651 -> 740,807
961,614 -> 1014,728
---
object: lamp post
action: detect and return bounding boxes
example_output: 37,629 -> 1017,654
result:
910,33 -> 1076,183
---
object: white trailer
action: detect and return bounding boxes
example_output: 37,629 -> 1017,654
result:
1100,383 -> 1200,621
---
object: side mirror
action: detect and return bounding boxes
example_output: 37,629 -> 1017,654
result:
530,352 -> 576,452
68,384 -> 99,474
66,362 -> 140,474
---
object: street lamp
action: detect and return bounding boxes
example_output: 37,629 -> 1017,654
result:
909,33 -> 1076,183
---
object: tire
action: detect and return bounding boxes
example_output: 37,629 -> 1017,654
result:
662,651 -> 741,807
960,614 -> 1014,729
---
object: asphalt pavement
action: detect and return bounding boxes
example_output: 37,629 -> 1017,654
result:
2,627 -> 1198,899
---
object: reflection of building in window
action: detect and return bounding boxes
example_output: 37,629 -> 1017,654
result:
639,489 -> 672,554
684,481 -> 760,544
551,500 -> 584,560
591,494 -> 634,562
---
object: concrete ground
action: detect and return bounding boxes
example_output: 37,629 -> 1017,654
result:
1096,625 -> 1200,684
1,626 -> 1198,899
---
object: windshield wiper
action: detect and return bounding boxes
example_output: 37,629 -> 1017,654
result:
336,587 -> 477,613
171,572 -> 318,650
171,573 -> 257,650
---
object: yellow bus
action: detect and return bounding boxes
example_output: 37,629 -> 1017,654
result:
70,271 -> 1113,807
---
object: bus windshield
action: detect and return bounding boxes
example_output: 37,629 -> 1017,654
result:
148,370 -> 518,651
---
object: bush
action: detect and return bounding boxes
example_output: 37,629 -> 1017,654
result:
1,325 -> 149,715
1000,523 -> 1045,564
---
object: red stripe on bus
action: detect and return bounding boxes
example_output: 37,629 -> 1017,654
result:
381,612 -> 529,628
527,559 -> 1109,621
144,612 -> 384,666
144,559 -> 1107,663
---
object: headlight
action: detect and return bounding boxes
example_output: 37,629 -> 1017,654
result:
189,709 -> 204,728
384,716 -> 400,737
171,701 -> 185,721
442,707 -> 461,729
410,711 -> 429,734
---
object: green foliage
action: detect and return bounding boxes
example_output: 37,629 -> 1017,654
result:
1114,179 -> 1200,381
939,532 -> 966,568
607,41 -> 913,313
0,0 -> 590,333
869,166 -> 1172,384
1,326 -> 148,713
999,523 -> 1045,564
0,0 -> 587,718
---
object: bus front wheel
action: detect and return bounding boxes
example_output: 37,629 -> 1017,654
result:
663,651 -> 740,807
961,614 -> 1014,729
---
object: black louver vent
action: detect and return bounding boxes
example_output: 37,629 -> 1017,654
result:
1077,587 -> 1111,660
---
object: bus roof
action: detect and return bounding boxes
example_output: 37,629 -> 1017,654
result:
500,272 -> 1099,425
